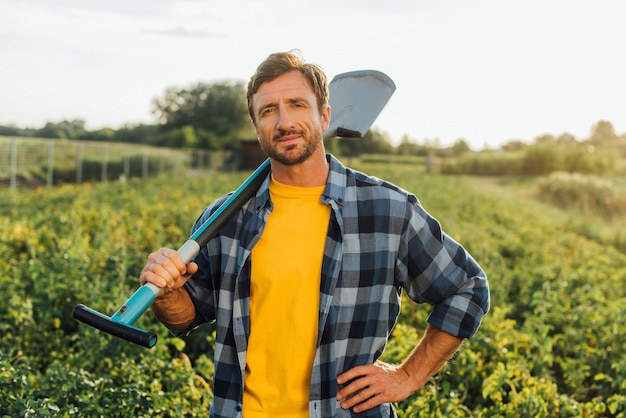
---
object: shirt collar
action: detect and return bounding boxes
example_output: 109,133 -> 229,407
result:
254,154 -> 347,212
323,154 -> 346,207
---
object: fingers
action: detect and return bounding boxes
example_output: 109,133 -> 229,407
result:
140,248 -> 196,290
337,362 -> 412,413
337,365 -> 379,412
336,363 -> 369,386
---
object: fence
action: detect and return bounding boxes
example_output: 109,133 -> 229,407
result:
0,136 -> 231,189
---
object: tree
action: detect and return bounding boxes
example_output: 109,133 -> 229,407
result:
152,80 -> 249,148
158,125 -> 198,148
0,124 -> 20,136
450,139 -> 471,156
590,120 -> 617,140
325,127 -> 393,156
557,133 -> 577,145
534,134 -> 556,144
395,135 -> 424,156
501,140 -> 528,152
35,119 -> 87,139
111,124 -> 159,144
361,128 -> 394,154
84,127 -> 115,142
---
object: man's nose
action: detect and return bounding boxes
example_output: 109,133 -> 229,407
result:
276,104 -> 295,130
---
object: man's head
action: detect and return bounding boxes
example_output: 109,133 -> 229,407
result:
246,50 -> 331,168
247,50 -> 329,125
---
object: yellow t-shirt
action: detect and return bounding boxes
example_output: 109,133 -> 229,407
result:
243,177 -> 330,417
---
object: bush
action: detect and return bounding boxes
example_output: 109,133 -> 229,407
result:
538,172 -> 625,220
441,151 -> 522,176
441,143 -> 618,176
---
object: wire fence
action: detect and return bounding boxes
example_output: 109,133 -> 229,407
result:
0,136 -> 232,189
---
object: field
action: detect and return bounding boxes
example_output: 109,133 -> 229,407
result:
1,160 -> 625,417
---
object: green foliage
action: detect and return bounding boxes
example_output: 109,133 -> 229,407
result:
1,163 -> 626,415
440,151 -> 524,176
325,127 -> 394,156
538,172 -> 626,220
0,173 -> 250,416
152,80 -> 249,148
0,137 -> 223,187
104,123 -> 159,145
442,142 -> 620,176
590,120 -> 619,141
35,120 -> 87,140
536,172 -> 626,253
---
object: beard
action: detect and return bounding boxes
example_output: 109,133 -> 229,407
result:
259,128 -> 323,166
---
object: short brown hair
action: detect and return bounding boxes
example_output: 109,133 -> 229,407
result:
247,50 -> 329,123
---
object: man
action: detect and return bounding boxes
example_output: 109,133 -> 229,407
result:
140,50 -> 490,418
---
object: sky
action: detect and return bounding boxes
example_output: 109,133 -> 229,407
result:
1,0 -> 625,150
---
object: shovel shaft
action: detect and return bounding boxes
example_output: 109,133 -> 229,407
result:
111,283 -> 161,325
190,159 -> 271,248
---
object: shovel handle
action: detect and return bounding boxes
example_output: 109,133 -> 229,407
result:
73,303 -> 158,348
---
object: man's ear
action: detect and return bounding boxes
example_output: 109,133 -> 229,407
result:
320,104 -> 331,132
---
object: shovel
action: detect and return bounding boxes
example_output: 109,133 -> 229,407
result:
73,69 -> 396,348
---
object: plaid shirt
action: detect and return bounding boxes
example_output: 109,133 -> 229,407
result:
179,155 -> 489,418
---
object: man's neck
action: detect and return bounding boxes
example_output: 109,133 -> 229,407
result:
270,150 -> 329,187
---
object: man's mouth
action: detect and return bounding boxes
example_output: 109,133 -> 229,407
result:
274,131 -> 302,145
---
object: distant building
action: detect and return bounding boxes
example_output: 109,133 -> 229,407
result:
239,139 -> 266,170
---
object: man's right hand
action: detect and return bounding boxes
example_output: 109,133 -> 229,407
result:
139,248 -> 199,297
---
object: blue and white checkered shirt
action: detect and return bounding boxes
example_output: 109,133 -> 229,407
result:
179,154 -> 489,418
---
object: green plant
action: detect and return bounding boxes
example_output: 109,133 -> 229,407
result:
1,163 -> 626,416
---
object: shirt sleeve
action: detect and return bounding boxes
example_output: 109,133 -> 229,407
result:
398,196 -> 490,339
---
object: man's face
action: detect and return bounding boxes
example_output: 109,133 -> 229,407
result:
252,70 -> 330,166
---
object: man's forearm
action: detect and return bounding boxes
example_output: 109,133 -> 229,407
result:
400,325 -> 463,390
336,324 -> 464,413
151,288 -> 196,331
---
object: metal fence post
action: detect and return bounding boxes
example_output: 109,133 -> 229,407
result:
76,142 -> 84,184
124,145 -> 130,180
101,143 -> 108,182
47,139 -> 54,187
142,148 -> 149,179
10,137 -> 17,189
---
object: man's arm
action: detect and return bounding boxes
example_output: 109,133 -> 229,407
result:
139,247 -> 198,331
151,288 -> 196,331
336,325 -> 462,413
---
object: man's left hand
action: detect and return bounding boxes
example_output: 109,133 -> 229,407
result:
336,361 -> 416,413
